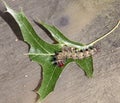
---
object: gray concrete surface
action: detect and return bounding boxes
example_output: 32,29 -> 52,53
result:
0,0 -> 120,103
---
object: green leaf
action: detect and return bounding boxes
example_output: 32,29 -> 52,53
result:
76,57 -> 93,77
3,1 -> 93,101
39,22 -> 93,77
39,21 -> 83,46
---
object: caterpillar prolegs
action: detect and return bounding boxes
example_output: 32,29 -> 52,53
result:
53,46 -> 97,67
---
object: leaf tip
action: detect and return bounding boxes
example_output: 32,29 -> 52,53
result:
1,0 -> 9,11
86,72 -> 93,78
36,101 -> 41,103
36,100 -> 42,103
35,17 -> 42,23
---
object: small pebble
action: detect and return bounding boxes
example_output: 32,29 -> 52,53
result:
15,38 -> 18,41
25,74 -> 28,78
23,85 -> 26,87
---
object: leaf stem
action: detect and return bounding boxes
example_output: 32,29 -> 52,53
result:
87,20 -> 120,47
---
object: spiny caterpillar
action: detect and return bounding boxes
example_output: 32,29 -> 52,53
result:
53,45 -> 97,67
52,20 -> 120,67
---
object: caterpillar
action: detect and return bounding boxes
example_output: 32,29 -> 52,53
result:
53,45 -> 97,67
52,20 -> 120,67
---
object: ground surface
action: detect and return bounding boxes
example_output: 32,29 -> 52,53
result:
0,0 -> 120,103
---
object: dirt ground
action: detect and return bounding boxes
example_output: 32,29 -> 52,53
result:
0,0 -> 120,103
